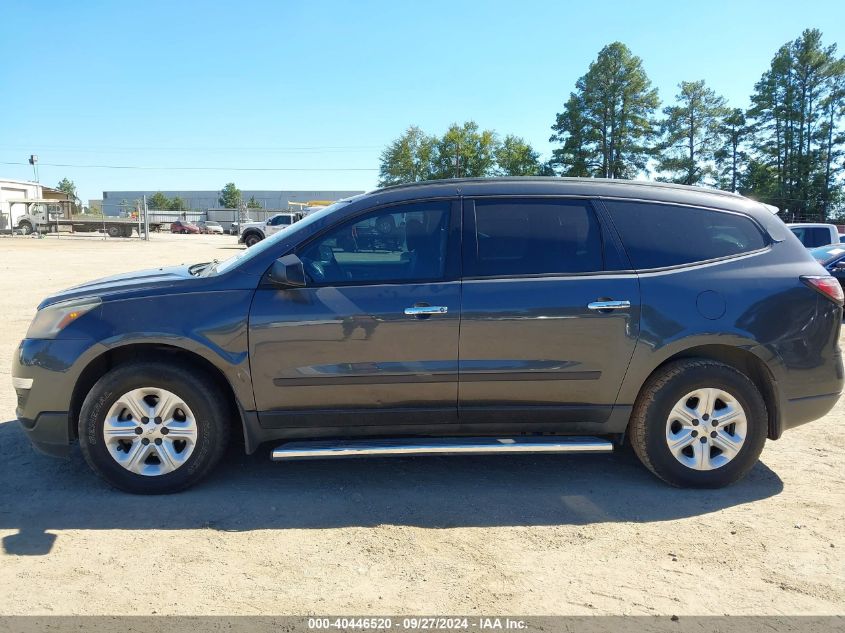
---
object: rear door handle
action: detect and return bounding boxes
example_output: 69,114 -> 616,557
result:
587,300 -> 631,311
404,305 -> 448,316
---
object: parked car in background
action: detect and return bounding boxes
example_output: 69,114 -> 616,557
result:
786,223 -> 839,248
811,243 -> 845,290
238,212 -> 298,247
12,178 -> 843,494
170,220 -> 200,234
197,221 -> 224,235
229,219 -> 252,236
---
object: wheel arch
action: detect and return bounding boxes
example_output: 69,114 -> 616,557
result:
241,228 -> 265,242
632,343 -> 781,440
69,342 -> 250,449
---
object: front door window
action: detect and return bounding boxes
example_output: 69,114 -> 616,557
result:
299,201 -> 451,285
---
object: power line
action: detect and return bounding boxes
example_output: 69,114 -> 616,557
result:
1,144 -> 383,152
0,161 -> 377,172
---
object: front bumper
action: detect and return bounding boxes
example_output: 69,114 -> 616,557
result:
18,413 -> 71,458
12,338 -> 100,458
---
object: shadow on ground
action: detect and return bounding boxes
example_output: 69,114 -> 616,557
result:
0,419 -> 783,555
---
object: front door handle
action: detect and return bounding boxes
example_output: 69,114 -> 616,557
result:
587,300 -> 631,311
404,305 -> 448,316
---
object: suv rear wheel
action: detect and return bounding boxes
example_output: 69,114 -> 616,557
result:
629,359 -> 768,488
78,362 -> 230,494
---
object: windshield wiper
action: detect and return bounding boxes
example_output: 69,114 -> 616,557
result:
188,262 -> 211,276
199,259 -> 220,277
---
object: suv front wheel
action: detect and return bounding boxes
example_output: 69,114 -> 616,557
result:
243,231 -> 262,247
629,359 -> 768,488
78,362 -> 230,494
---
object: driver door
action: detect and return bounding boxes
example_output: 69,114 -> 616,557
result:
248,199 -> 461,431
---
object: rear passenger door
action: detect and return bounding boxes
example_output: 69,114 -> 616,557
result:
458,197 -> 640,427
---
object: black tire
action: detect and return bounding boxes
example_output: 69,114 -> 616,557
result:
629,359 -> 768,488
18,221 -> 32,235
107,225 -> 121,238
244,232 -> 262,247
78,362 -> 231,494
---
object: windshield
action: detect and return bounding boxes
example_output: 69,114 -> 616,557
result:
211,198 -> 359,275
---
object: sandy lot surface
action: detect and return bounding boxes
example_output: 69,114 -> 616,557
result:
0,233 -> 842,616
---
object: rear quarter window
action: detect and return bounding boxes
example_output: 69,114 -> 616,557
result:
604,201 -> 768,270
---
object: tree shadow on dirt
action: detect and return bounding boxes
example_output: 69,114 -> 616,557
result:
0,419 -> 783,555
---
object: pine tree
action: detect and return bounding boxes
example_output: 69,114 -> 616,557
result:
747,29 -> 844,220
657,80 -> 728,185
550,42 -> 659,179
715,109 -> 750,192
549,94 -> 592,176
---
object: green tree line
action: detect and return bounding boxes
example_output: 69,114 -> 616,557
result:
380,28 -> 845,222
378,123 -> 547,187
148,191 -> 190,211
145,183 -> 264,211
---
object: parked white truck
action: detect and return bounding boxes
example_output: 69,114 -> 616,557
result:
9,202 -> 154,237
238,212 -> 299,247
1,179 -> 156,237
786,223 -> 840,248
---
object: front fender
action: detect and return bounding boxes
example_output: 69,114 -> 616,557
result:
86,289 -> 256,409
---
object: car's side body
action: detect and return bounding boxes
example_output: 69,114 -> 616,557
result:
811,244 -> 845,291
197,221 -> 224,234
12,179 -> 843,474
170,220 -> 200,234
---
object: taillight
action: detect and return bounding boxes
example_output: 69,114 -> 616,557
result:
801,275 -> 844,305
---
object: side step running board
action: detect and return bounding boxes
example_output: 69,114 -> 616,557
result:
271,436 -> 613,461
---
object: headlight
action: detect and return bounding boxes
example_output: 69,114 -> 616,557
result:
26,297 -> 102,339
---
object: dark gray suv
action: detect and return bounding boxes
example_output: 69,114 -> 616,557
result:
12,178 -> 844,493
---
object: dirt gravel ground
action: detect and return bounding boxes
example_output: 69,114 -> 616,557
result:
0,233 -> 843,616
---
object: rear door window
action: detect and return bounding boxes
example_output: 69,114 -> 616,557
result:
604,201 -> 767,270
464,198 -> 604,277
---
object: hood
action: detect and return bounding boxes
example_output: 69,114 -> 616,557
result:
38,265 -> 196,309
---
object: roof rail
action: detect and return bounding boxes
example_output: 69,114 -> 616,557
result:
374,176 -> 743,199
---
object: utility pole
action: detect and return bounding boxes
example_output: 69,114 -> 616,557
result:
455,142 -> 461,178
143,195 -> 150,241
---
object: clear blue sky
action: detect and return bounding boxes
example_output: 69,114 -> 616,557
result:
2,0 -> 844,203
